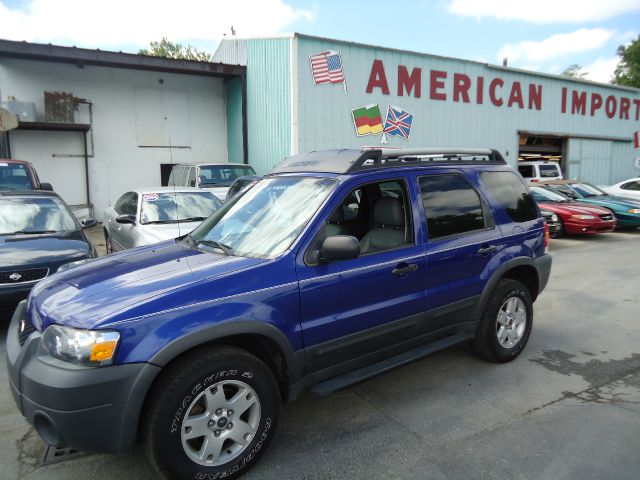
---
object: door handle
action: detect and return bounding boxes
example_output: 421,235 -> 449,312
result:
477,245 -> 497,255
392,262 -> 418,276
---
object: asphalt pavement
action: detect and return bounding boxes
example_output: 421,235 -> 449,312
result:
1,229 -> 639,480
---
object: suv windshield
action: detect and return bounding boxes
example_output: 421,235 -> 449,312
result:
199,165 -> 256,187
189,177 -> 336,258
0,196 -> 77,235
539,164 -> 560,178
0,162 -> 33,190
140,192 -> 222,224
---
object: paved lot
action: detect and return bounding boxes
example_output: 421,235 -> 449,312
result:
1,230 -> 639,479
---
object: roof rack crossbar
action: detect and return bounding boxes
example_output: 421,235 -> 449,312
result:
347,148 -> 505,172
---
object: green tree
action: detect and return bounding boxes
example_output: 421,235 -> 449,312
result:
561,64 -> 588,79
138,37 -> 213,62
613,35 -> 640,88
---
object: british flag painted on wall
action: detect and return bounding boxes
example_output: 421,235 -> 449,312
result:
384,106 -> 414,139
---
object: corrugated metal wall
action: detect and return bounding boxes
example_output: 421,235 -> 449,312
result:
294,35 -> 640,184
244,38 -> 291,174
225,77 -> 244,164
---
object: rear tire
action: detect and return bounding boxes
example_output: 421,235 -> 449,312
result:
143,346 -> 280,480
474,279 -> 533,363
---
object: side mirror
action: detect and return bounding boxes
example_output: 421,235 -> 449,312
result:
319,235 -> 360,262
40,182 -> 54,191
116,214 -> 136,225
81,218 -> 97,229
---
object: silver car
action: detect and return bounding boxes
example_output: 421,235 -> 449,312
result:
103,187 -> 222,253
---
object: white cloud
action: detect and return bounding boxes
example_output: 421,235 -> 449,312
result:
0,0 -> 314,49
498,28 -> 615,64
583,57 -> 620,83
449,0 -> 640,23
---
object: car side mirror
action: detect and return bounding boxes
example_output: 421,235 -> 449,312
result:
319,235 -> 360,262
81,218 -> 97,229
116,214 -> 136,225
40,182 -> 53,191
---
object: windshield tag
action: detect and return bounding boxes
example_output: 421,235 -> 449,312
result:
143,193 -> 159,201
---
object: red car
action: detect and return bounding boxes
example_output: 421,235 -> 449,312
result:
530,186 -> 616,236
0,158 -> 52,191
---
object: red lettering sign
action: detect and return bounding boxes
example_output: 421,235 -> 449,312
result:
430,70 -> 447,101
366,60 -> 390,95
398,65 -> 421,98
489,78 -> 504,106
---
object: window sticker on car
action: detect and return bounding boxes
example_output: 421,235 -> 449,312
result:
143,193 -> 159,201
0,163 -> 8,166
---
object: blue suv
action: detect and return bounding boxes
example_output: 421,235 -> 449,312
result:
7,148 -> 552,480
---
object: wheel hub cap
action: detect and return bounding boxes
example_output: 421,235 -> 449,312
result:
180,380 -> 261,467
496,296 -> 527,348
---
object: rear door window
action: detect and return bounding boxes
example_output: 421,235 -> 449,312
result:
480,171 -> 537,222
419,174 -> 487,240
621,181 -> 640,191
538,164 -> 561,178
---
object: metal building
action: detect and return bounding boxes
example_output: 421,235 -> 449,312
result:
0,40 -> 246,219
215,33 -> 640,183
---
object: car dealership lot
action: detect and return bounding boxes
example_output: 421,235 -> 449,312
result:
1,230 -> 639,480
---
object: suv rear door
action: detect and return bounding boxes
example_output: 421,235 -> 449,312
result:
296,173 -> 427,372
417,170 -> 502,331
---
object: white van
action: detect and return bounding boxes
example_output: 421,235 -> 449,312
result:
168,163 -> 256,201
517,161 -> 563,183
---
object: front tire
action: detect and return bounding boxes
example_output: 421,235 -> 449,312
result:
474,279 -> 533,363
143,346 -> 280,480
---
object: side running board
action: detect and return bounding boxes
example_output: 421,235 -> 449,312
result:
311,333 -> 473,397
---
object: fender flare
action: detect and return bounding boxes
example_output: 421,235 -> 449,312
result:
476,257 -> 539,318
147,320 -> 299,374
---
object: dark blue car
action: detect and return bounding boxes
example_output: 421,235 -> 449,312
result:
7,148 -> 551,480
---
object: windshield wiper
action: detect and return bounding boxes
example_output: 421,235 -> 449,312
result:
178,216 -> 207,222
10,230 -> 57,235
196,239 -> 233,256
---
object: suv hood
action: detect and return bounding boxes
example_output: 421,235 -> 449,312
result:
29,240 -> 268,330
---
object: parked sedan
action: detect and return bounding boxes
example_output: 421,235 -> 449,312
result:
600,177 -> 640,201
0,191 -> 96,307
539,180 -> 640,229
531,186 -> 616,236
103,187 -> 222,252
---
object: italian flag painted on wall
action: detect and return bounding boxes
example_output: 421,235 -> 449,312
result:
352,104 -> 384,136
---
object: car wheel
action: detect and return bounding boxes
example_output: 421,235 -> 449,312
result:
143,346 -> 280,480
104,230 -> 114,254
474,279 -> 533,363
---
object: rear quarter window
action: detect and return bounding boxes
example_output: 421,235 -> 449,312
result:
517,165 -> 534,178
480,171 -> 538,223
539,164 -> 561,178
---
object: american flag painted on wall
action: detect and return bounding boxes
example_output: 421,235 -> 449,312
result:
309,50 -> 345,85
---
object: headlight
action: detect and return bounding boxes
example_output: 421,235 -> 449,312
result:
551,214 -> 558,222
570,214 -> 595,220
41,325 -> 120,366
627,209 -> 640,214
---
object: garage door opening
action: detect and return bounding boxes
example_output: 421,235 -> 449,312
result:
518,134 -> 566,180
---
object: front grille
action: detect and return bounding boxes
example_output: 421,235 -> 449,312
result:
0,268 -> 49,285
17,307 -> 37,346
599,214 -> 614,221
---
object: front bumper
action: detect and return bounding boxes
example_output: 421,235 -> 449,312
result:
564,219 -> 616,234
6,301 -> 161,453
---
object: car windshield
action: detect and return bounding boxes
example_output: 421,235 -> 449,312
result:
570,183 -> 605,197
0,163 -> 33,190
140,192 -> 222,224
0,196 -> 77,235
531,187 -> 570,203
188,176 -> 336,258
199,165 -> 256,187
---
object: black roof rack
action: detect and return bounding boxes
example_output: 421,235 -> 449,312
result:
269,148 -> 506,174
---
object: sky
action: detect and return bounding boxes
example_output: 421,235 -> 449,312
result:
0,0 -> 639,83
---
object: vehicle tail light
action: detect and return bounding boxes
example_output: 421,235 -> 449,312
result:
531,179 -> 539,183
544,222 -> 550,253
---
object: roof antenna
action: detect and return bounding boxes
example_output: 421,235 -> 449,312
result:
503,57 -> 508,67
231,26 -> 236,36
